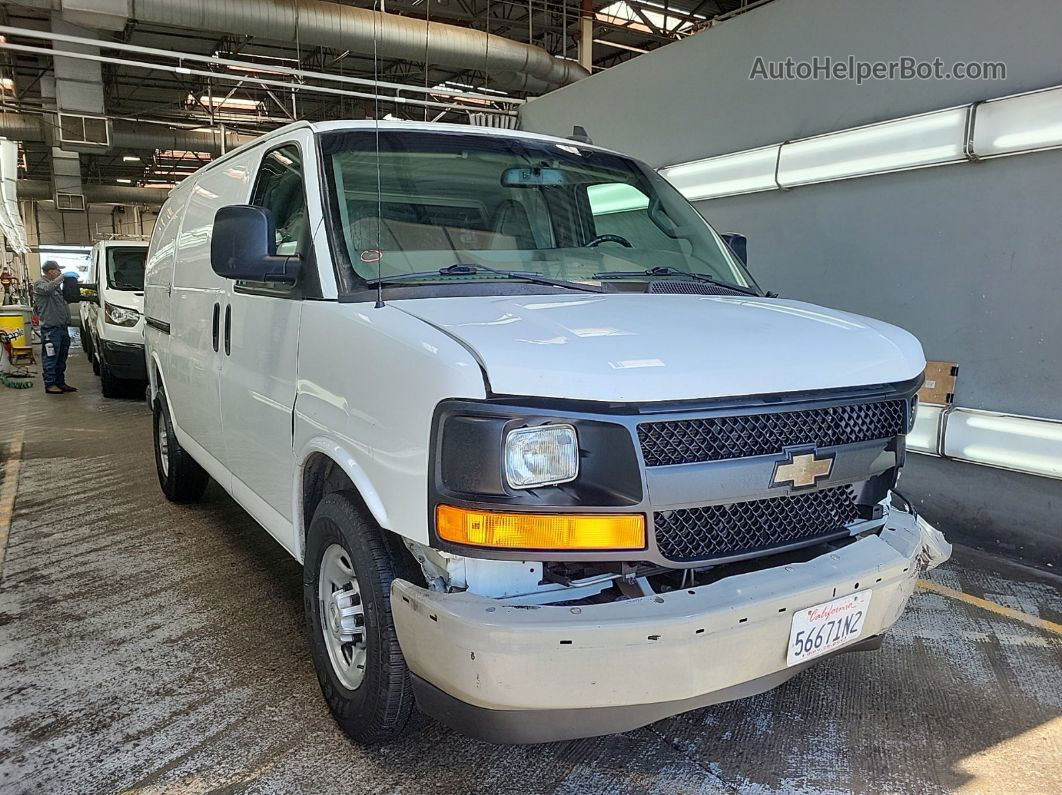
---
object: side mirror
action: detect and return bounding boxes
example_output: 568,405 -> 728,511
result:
721,233 -> 748,267
210,205 -> 299,283
61,275 -> 83,303
79,283 -> 99,303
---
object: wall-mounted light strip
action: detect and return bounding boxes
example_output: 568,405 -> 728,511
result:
659,145 -> 781,200
776,108 -> 968,187
660,82 -> 1062,199
907,404 -> 1062,481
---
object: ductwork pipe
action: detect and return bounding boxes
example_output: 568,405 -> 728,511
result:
0,113 -> 256,155
116,0 -> 588,90
18,179 -> 171,205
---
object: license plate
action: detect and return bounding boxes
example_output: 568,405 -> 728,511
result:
786,590 -> 872,666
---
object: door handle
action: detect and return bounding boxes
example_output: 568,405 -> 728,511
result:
224,304 -> 231,355
211,303 -> 220,352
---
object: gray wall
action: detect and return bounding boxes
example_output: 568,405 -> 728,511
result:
520,0 -> 1062,420
522,0 -> 1062,167
519,0 -> 1062,566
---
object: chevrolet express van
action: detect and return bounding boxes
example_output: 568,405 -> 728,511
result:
144,120 -> 950,745
81,240 -> 150,397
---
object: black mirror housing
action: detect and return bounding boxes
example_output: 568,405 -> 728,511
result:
211,205 -> 299,283
721,232 -> 748,266
61,275 -> 83,303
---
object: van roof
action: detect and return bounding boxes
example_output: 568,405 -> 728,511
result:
93,239 -> 150,249
176,119 -> 626,190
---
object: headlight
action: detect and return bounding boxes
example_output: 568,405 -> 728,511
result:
104,302 -> 140,327
504,424 -> 579,489
909,395 -> 919,431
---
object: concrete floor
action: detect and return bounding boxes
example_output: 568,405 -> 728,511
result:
1,350 -> 1060,795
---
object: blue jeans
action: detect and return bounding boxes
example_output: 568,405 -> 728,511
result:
42,325 -> 71,388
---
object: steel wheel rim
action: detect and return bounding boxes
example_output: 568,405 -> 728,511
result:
157,418 -> 170,477
318,543 -> 367,690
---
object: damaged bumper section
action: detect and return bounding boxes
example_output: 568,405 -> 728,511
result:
392,509 -> 951,743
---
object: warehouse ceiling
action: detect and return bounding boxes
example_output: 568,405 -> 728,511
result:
0,0 -> 762,195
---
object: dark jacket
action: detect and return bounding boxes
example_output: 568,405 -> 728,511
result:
33,276 -> 70,328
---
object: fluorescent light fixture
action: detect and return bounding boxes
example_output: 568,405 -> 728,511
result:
195,94 -> 263,112
592,39 -> 649,54
116,178 -> 132,184
972,86 -> 1062,157
943,408 -> 1062,479
660,145 -> 780,201
122,155 -> 141,162
175,66 -> 192,74
906,403 -> 943,455
586,182 -> 649,214
777,108 -> 968,187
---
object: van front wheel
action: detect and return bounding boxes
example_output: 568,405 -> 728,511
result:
153,394 -> 209,503
304,493 -> 421,745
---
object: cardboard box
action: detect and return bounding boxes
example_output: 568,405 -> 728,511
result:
919,361 -> 958,405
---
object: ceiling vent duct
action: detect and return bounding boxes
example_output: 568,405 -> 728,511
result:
55,191 -> 87,211
57,113 -> 110,148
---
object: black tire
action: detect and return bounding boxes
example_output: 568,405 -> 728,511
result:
153,394 -> 209,503
100,356 -> 123,398
304,492 -> 422,745
82,327 -> 93,362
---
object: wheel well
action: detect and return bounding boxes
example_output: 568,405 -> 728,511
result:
301,452 -> 374,541
300,453 -> 422,582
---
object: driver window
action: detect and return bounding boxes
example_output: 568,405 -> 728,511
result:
251,145 -> 307,257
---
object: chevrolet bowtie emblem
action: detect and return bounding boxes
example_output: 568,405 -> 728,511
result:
771,450 -> 834,489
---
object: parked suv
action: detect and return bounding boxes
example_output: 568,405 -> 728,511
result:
144,121 -> 950,745
81,240 -> 149,397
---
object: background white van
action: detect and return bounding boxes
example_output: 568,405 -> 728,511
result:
81,239 -> 150,397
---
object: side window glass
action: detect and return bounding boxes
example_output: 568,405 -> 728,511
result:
251,145 -> 307,257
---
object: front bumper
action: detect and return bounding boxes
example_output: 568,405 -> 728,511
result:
100,339 -> 147,380
392,508 -> 950,743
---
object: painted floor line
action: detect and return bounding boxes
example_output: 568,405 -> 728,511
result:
918,578 -> 1062,636
0,432 -> 26,580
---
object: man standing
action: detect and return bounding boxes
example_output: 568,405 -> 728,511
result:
33,260 -> 77,395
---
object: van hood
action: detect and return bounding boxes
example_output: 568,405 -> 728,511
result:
391,293 -> 925,403
107,290 -> 144,312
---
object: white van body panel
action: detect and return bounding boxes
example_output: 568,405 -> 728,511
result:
293,301 -> 486,552
392,293 -> 925,403
220,129 -> 322,552
169,149 -> 258,469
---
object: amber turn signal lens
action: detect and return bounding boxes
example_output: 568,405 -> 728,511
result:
436,505 -> 646,551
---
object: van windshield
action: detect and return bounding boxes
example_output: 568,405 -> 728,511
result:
320,131 -> 756,293
105,247 -> 147,291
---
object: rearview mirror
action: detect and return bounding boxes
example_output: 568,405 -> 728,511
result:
210,205 -> 299,283
501,166 -> 574,187
720,233 -> 748,266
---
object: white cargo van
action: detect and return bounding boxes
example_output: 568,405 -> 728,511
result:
81,240 -> 150,397
145,120 -> 950,745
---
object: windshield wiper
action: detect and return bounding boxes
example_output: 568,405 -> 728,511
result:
367,263 -> 603,293
592,266 -> 760,296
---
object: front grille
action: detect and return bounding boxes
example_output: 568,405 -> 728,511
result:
654,485 -> 860,562
638,399 -> 906,467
